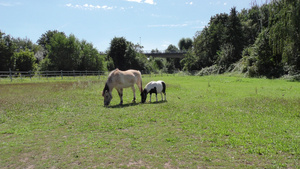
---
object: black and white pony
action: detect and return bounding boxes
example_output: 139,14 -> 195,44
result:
141,80 -> 166,103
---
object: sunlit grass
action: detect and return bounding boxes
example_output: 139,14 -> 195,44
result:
0,75 -> 299,168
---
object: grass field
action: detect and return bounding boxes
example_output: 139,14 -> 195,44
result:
0,75 -> 299,168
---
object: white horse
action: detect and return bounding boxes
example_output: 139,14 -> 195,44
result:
102,68 -> 143,106
141,80 -> 166,103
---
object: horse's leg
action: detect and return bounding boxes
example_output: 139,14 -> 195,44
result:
164,93 -> 167,101
131,86 -> 136,103
155,93 -> 158,102
149,93 -> 152,102
117,88 -> 123,105
160,93 -> 163,101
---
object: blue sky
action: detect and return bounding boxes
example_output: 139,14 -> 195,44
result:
0,0 -> 254,52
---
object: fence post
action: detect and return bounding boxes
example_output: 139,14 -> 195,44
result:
98,70 -> 100,80
29,70 -> 32,80
9,68 -> 12,82
61,70 -> 63,80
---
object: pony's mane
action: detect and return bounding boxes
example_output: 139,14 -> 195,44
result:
102,83 -> 110,96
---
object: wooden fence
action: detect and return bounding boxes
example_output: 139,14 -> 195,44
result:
0,69 -> 181,82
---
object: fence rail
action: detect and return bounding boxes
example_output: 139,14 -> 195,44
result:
0,70 -> 184,82
0,70 -> 108,82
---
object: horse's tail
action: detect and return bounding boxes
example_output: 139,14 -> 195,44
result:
138,71 -> 143,93
161,81 -> 166,94
133,70 -> 143,93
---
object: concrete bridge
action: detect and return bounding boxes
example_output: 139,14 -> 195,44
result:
143,50 -> 187,59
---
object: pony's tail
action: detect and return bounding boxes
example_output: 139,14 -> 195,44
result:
162,81 -> 166,93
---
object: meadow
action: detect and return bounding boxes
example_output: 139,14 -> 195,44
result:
0,74 -> 299,168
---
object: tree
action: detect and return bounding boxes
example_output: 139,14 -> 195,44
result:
107,37 -> 127,70
269,0 -> 300,73
107,37 -> 150,71
43,33 -> 80,70
0,31 -> 15,71
223,7 -> 244,64
165,45 -> 181,72
252,29 -> 283,78
79,40 -> 104,71
37,30 -> 65,49
178,38 -> 193,50
14,49 -> 37,71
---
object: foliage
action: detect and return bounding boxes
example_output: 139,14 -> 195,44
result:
37,30 -> 105,71
14,49 -> 37,71
78,40 -> 104,71
107,37 -> 150,71
0,31 -> 15,71
178,38 -> 193,50
164,44 -> 181,72
184,0 -> 300,78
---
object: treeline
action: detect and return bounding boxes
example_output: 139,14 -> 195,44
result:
181,0 -> 300,78
0,29 -> 188,73
0,30 -> 105,71
1,0 -> 299,79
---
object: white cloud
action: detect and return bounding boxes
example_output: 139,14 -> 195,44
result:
65,3 -> 114,10
148,24 -> 188,28
186,2 -> 193,5
0,2 -> 21,7
127,0 -> 142,3
149,20 -> 207,30
126,0 -> 156,5
144,0 -> 156,5
210,1 -> 228,6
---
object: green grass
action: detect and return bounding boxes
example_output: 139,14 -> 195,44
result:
0,75 -> 299,168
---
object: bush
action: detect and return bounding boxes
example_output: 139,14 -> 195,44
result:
14,49 -> 37,71
196,65 -> 220,76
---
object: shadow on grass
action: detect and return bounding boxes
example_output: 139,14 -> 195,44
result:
109,102 -> 140,108
107,100 -> 167,108
148,100 -> 168,104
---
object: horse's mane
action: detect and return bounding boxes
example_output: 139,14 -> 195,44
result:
102,83 -> 109,96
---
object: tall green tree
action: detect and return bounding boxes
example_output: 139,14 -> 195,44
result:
43,33 -> 80,70
79,40 -> 104,71
107,37 -> 127,70
269,0 -> 300,72
14,49 -> 37,71
37,30 -> 66,49
0,31 -> 15,71
165,44 -> 181,72
178,38 -> 193,51
223,7 -> 244,64
107,37 -> 149,71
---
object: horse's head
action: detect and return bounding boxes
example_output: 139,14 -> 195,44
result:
103,90 -> 112,106
141,89 -> 147,103
102,83 -> 112,106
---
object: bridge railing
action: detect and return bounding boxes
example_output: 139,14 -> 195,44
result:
142,50 -> 188,54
